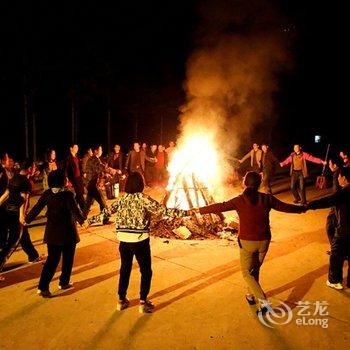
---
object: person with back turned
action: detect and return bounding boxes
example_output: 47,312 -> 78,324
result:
25,169 -> 85,297
87,172 -> 192,313
195,171 -> 305,315
307,167 -> 350,290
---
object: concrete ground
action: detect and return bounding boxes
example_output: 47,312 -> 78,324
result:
0,181 -> 349,350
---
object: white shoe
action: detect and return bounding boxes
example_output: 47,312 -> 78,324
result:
326,280 -> 343,290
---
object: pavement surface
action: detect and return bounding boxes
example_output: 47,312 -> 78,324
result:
0,180 -> 349,350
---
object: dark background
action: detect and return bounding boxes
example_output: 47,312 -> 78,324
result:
0,1 -> 347,161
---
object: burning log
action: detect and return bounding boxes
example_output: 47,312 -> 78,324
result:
153,173 -> 237,240
154,134 -> 239,240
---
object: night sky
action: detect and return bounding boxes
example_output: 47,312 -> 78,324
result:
0,1 -> 347,161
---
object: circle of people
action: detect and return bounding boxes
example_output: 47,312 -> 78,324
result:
0,142 -> 349,315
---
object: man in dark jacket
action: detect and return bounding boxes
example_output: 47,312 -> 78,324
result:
107,144 -> 124,174
308,166 -> 350,290
0,161 -> 43,277
145,144 -> 157,186
66,144 -> 85,212
261,144 -> 280,194
107,144 -> 124,185
125,142 -> 156,176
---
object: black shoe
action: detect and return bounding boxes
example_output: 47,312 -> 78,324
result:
58,282 -> 74,290
29,255 -> 45,264
139,300 -> 155,313
256,306 -> 272,316
117,298 -> 130,311
245,294 -> 256,305
37,289 -> 52,298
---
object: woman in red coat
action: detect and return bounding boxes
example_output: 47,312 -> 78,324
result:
197,171 -> 305,314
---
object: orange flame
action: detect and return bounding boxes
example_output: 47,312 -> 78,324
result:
166,131 -> 230,210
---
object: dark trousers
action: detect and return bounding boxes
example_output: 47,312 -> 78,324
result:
326,210 -> 337,245
118,238 -> 152,301
84,181 -> 106,215
131,170 -> 146,186
20,227 -> 39,262
145,166 -> 156,186
0,211 -> 22,271
38,244 -> 76,291
262,170 -> 273,194
291,170 -> 306,203
329,237 -> 350,286
71,178 -> 86,213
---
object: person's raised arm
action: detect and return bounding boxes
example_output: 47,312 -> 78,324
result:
270,196 -> 305,213
303,152 -> 326,165
19,193 -> 30,225
307,191 -> 342,210
271,152 -> 280,166
239,150 -> 251,164
145,152 -> 156,163
143,194 -> 189,218
25,192 -> 48,224
67,192 -> 86,225
280,154 -> 293,168
87,197 -> 121,225
0,189 -> 9,206
199,197 -> 238,215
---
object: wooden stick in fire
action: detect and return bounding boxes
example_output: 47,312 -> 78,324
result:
192,174 -> 215,224
182,176 -> 200,225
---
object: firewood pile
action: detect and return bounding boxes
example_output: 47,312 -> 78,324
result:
150,214 -> 238,240
150,173 -> 238,240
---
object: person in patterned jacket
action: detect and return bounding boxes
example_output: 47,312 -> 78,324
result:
87,172 -> 192,313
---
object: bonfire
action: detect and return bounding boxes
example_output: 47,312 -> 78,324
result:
151,133 -> 238,240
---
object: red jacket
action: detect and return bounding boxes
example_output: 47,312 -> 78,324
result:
199,190 -> 304,240
280,152 -> 323,177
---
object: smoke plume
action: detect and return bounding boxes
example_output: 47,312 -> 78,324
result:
178,0 -> 293,162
